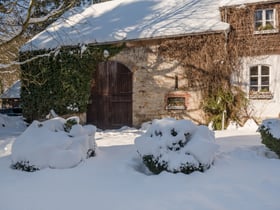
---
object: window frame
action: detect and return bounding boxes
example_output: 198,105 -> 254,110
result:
249,64 -> 273,100
254,8 -> 278,34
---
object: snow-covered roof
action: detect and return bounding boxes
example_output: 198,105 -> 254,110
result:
21,0 -> 230,52
220,0 -> 279,7
0,80 -> 21,99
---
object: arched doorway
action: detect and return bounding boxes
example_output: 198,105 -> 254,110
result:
87,61 -> 132,129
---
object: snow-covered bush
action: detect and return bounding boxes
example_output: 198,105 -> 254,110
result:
135,118 -> 218,174
11,116 -> 97,171
258,119 -> 280,158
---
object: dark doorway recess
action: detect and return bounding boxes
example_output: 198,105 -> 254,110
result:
87,61 -> 133,129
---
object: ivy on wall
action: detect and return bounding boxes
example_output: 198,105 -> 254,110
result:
20,44 -> 124,122
158,33 -> 248,129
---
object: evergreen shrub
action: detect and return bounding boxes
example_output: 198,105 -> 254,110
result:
258,120 -> 280,158
135,118 -> 218,175
11,116 -> 97,172
142,154 -> 206,175
64,117 -> 78,132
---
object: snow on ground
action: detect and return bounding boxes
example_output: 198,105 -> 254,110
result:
0,114 -> 26,158
0,117 -> 280,210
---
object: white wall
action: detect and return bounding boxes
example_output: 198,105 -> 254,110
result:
233,54 -> 280,121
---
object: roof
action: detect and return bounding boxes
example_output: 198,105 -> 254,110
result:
0,80 -> 21,99
21,0 -> 230,52
220,0 -> 279,7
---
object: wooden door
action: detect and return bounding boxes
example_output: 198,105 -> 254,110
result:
87,61 -> 132,129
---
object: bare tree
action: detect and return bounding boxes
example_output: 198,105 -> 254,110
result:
0,0 -> 91,71
0,0 -> 83,45
0,0 -> 90,91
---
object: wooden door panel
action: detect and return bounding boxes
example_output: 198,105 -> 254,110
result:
87,61 -> 132,129
95,62 -> 110,95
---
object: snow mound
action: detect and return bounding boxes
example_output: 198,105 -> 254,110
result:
227,119 -> 259,131
134,118 -> 218,174
226,121 -> 239,130
239,119 -> 259,131
11,117 -> 97,171
0,114 -> 27,129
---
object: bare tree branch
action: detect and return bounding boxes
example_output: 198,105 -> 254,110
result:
0,1 -> 20,14
0,0 -> 85,80
0,0 -> 79,48
0,47 -> 60,70
28,3 -> 64,24
1,0 -> 35,46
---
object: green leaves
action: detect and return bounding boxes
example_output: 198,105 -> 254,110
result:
20,44 -> 124,122
259,126 -> 280,158
203,88 -> 247,130
20,47 -> 94,121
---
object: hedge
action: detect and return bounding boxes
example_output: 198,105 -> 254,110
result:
20,44 -> 124,122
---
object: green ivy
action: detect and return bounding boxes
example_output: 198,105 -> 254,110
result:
64,118 -> 78,133
203,88 -> 247,130
20,44 -> 124,122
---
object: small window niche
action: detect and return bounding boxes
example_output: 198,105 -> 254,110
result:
165,91 -> 189,110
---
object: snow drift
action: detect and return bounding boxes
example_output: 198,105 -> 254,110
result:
11,117 -> 96,171
0,114 -> 26,129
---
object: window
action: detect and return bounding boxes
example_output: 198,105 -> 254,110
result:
165,91 -> 189,110
249,65 -> 273,99
166,97 -> 186,110
254,9 -> 277,32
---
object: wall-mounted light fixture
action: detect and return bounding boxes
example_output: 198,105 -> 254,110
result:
103,49 -> 110,58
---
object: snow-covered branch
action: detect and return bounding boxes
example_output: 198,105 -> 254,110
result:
0,0 -> 77,47
0,0 -> 34,46
28,3 -> 64,24
0,0 -> 81,74
0,47 -> 60,70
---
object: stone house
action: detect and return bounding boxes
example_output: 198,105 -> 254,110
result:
20,0 -> 280,129
220,0 -> 280,121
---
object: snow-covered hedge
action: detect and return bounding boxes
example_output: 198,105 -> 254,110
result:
11,117 -> 97,171
135,118 -> 219,174
258,119 -> 280,158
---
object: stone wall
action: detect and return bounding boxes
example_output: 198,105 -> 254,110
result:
111,35 -> 226,127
